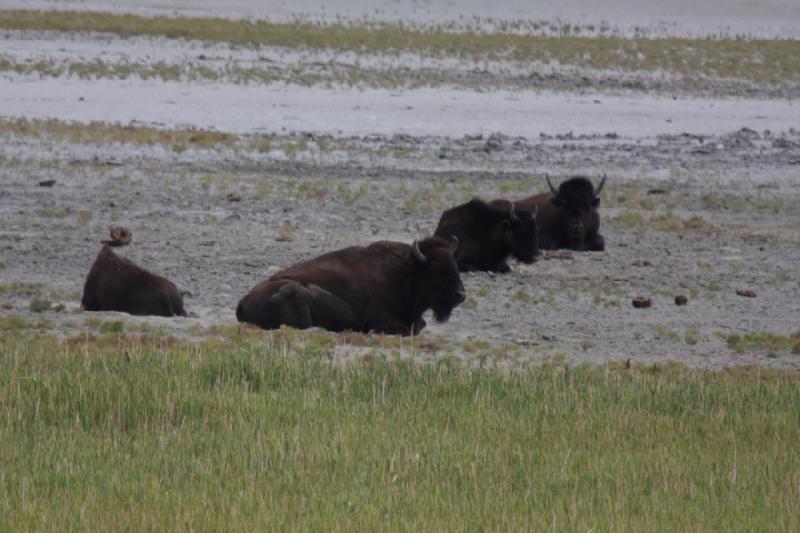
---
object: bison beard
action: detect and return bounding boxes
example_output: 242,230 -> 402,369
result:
81,246 -> 187,317
515,175 -> 606,252
236,237 -> 466,336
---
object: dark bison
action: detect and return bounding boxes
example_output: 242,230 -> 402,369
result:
81,245 -> 187,317
236,237 -> 466,335
515,175 -> 606,251
433,198 -> 539,273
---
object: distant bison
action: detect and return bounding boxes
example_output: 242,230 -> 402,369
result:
515,175 -> 606,251
236,237 -> 466,335
434,198 -> 538,273
81,246 -> 187,317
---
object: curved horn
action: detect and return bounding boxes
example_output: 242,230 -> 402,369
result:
449,235 -> 459,253
412,239 -> 427,262
545,173 -> 558,195
509,202 -> 518,221
595,174 -> 607,198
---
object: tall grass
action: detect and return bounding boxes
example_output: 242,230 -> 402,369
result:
0,333 -> 798,530
1,10 -> 799,83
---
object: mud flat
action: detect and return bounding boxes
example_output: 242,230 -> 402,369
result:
1,7 -> 798,369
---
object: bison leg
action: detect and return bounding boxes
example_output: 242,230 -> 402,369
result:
369,317 -> 414,336
489,261 -> 511,273
238,281 -> 358,332
585,233 -> 605,251
237,280 -> 313,330
457,260 -> 481,272
537,233 -> 559,250
303,284 -> 358,332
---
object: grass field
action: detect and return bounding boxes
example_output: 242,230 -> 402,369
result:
1,332 -> 798,530
1,10 -> 799,84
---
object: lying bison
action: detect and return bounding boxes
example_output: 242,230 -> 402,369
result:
81,245 -> 187,317
515,175 -> 606,251
236,237 -> 466,335
434,198 -> 539,273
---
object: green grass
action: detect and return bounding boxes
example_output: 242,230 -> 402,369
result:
612,210 -> 717,234
724,330 -> 800,354
1,10 -> 799,84
0,334 -> 798,530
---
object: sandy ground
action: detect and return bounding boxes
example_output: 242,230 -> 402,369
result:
0,5 -> 799,368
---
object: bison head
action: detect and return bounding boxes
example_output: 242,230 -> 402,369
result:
411,236 -> 466,322
504,203 -> 539,263
547,174 -> 605,246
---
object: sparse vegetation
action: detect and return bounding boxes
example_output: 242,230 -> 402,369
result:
612,210 -> 716,234
724,330 -> 800,354
0,10 -> 798,85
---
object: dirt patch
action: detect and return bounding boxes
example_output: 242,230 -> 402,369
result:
1,118 -> 799,370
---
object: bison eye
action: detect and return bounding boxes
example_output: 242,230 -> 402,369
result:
591,197 -> 600,208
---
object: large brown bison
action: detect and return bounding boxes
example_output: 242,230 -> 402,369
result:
81,246 -> 187,317
434,198 -> 539,273
515,175 -> 606,251
236,237 -> 466,335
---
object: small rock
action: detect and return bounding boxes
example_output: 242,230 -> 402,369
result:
225,193 -> 241,202
674,295 -> 688,306
38,179 -> 56,187
632,297 -> 652,308
736,289 -> 757,298
633,260 -> 653,267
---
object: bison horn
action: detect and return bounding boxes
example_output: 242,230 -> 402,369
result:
449,235 -> 459,253
509,202 -> 518,221
545,173 -> 558,195
595,174 -> 607,199
412,239 -> 427,262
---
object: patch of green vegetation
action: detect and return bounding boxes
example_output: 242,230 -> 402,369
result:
1,10 -> 798,83
724,330 -> 800,354
612,210 -> 716,234
98,320 -> 125,334
1,334 -> 796,530
0,282 -> 45,297
0,314 -> 32,331
461,296 -> 477,310
652,324 -> 680,342
0,117 -> 239,152
684,325 -> 701,346
29,298 -> 52,313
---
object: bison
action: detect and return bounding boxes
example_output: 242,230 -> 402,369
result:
236,237 -> 466,335
515,175 -> 606,251
434,198 -> 539,273
81,245 -> 187,317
